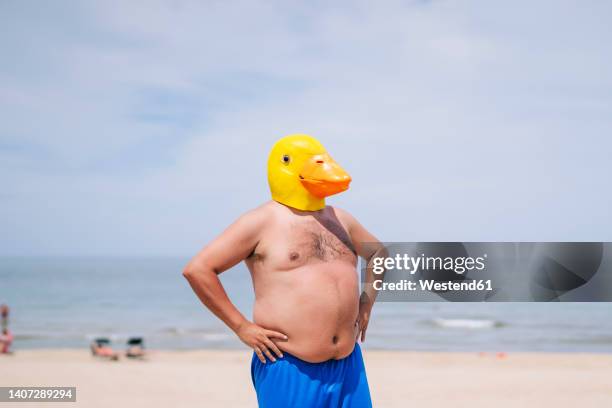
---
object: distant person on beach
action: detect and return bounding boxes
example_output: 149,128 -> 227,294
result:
1,304 -> 8,330
0,328 -> 13,354
90,338 -> 119,361
184,135 -> 383,407
0,304 -> 11,354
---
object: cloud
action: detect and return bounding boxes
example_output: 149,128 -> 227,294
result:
1,0 -> 611,255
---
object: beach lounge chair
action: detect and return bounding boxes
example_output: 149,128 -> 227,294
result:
126,337 -> 145,359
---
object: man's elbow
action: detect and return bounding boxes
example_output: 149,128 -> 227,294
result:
182,262 -> 199,280
183,260 -> 215,280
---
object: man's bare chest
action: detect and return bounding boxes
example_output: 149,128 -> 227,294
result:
256,218 -> 357,267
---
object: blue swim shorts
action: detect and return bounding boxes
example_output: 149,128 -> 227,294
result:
251,343 -> 372,408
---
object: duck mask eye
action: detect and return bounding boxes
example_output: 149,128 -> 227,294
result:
282,154 -> 291,164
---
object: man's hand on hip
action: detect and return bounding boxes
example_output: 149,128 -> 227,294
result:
236,321 -> 288,363
356,293 -> 374,342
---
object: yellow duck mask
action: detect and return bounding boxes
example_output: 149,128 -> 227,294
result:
267,134 -> 351,211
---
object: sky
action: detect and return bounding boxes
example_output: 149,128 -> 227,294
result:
1,0 -> 611,257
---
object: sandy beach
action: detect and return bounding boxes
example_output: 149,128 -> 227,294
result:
1,349 -> 611,407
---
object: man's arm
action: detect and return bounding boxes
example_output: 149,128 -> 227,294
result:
335,208 -> 386,342
183,207 -> 287,363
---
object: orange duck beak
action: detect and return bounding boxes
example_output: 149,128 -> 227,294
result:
299,153 -> 352,198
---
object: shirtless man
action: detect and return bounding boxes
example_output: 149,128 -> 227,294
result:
184,135 -> 382,407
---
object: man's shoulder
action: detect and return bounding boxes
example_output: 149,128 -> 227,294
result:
228,202 -> 278,236
238,201 -> 281,222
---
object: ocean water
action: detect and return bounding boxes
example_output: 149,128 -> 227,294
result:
1,257 -> 612,352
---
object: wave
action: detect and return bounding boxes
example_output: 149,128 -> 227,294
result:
14,334 -> 49,340
158,327 -> 232,340
14,328 -> 232,342
559,335 -> 612,345
15,332 -> 89,340
200,332 -> 232,341
159,327 -> 211,335
430,318 -> 504,329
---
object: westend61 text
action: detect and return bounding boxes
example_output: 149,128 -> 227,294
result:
372,279 -> 493,292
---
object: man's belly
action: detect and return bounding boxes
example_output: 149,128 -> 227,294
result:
252,262 -> 360,363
